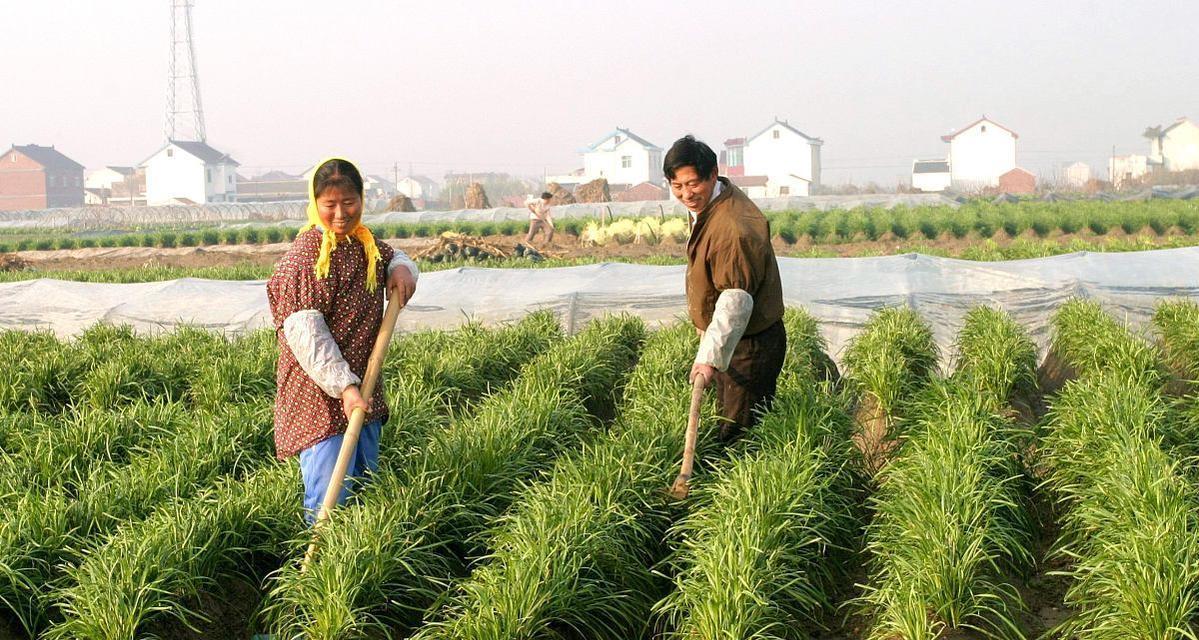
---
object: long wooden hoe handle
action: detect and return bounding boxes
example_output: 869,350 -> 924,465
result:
302,296 -> 404,572
667,377 -> 706,500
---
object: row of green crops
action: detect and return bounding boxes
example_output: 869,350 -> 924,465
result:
769,200 -> 1199,245
257,315 -> 643,638
0,313 -> 561,636
1040,299 -> 1199,639
3,200 -> 1196,255
840,307 -> 939,473
0,324 -> 277,414
44,313 -> 562,639
411,309 -> 839,640
653,311 -> 856,639
857,307 -> 1038,638
1153,299 -> 1199,393
406,321 -> 704,640
0,219 -> 596,254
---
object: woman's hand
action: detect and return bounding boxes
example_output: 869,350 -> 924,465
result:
341,384 -> 369,421
387,265 -> 417,306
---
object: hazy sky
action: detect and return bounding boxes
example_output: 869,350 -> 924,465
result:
3,0 -> 1196,185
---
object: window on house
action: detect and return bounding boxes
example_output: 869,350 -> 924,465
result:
621,155 -> 631,168
48,176 -> 55,187
75,176 -> 81,187
981,125 -> 987,133
167,148 -> 174,158
227,175 -> 232,184
8,153 -> 14,162
773,130 -> 780,139
779,186 -> 790,196
614,135 -> 622,145
207,168 -> 212,182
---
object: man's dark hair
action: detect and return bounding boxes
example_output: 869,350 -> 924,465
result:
663,135 -> 717,181
540,191 -> 553,200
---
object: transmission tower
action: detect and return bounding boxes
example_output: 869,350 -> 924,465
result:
165,0 -> 206,142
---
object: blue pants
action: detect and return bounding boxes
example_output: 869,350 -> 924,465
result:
299,419 -> 381,525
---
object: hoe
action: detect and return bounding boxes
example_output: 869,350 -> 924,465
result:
302,294 -> 403,571
667,376 -> 706,500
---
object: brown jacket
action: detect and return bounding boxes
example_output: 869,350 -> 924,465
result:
686,178 -> 784,336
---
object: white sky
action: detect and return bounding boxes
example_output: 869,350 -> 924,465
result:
2,0 -> 1196,184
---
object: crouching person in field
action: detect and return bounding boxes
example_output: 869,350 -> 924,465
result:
267,157 -> 418,525
668,135 -> 786,443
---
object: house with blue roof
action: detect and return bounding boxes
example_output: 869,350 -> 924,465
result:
580,127 -> 663,188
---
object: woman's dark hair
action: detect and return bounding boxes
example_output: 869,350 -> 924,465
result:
540,191 -> 553,200
663,135 -> 717,181
313,158 -> 364,198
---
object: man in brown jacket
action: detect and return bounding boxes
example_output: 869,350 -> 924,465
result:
666,135 -> 786,442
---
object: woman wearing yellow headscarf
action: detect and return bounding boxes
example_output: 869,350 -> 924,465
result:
267,157 -> 419,524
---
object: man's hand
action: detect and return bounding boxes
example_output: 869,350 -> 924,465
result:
341,384 -> 370,421
387,265 -> 417,305
690,362 -> 716,388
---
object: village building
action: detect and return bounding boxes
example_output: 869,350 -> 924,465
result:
83,166 -> 146,206
614,181 -> 667,202
728,175 -> 770,199
941,116 -> 1018,191
141,140 -> 239,205
1146,116 -> 1199,172
396,175 -> 440,204
1109,154 -> 1149,188
578,127 -> 663,188
237,170 -> 307,203
911,159 -> 952,192
1062,161 -> 1092,189
740,118 -> 822,197
0,144 -> 85,211
998,167 -> 1037,194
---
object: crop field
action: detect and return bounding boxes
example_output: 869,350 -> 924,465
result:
4,199 -> 1199,264
3,296 -> 1199,639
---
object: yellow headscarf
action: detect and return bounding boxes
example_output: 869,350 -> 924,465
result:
300,157 -> 382,293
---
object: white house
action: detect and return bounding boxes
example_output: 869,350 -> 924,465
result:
941,116 -> 1018,191
728,175 -> 769,198
1147,117 -> 1199,172
581,128 -> 663,187
742,118 -> 823,196
85,166 -> 135,190
364,175 -> 396,199
141,140 -> 238,205
911,159 -> 952,192
1109,154 -> 1149,188
396,175 -> 440,202
1062,161 -> 1092,189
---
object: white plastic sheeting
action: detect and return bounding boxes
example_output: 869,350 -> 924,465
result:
3,248 -> 1197,367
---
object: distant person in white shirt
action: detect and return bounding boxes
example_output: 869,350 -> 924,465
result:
525,191 -> 554,245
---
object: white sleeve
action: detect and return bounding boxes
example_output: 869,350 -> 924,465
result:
386,249 -> 420,283
695,289 -> 754,371
282,310 -> 361,398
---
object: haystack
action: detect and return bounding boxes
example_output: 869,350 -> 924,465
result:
0,254 -> 30,271
546,182 -> 576,205
464,183 -> 490,209
385,194 -> 416,212
574,178 -> 611,203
